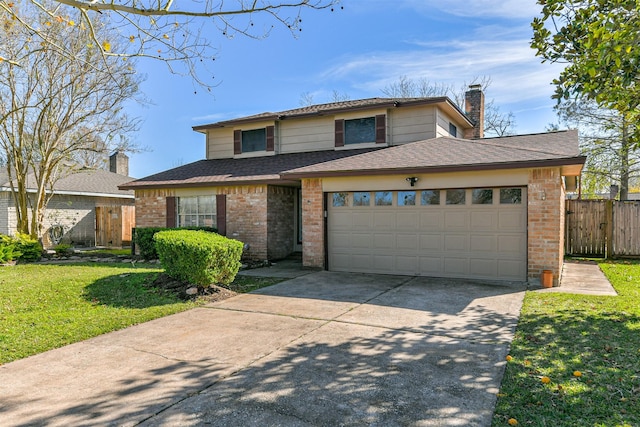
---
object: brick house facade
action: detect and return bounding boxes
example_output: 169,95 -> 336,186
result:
122,90 -> 584,285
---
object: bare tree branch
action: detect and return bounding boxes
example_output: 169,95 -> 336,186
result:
1,0 -> 339,87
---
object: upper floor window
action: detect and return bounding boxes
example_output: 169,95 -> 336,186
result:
345,117 -> 376,145
449,122 -> 457,137
234,126 -> 275,155
335,115 -> 386,147
241,128 -> 266,152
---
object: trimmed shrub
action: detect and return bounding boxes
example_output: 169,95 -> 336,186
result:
154,230 -> 242,287
13,233 -> 43,262
0,234 -> 22,264
134,226 -> 217,259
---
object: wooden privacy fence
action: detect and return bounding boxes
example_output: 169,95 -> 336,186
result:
96,205 -> 135,247
566,199 -> 640,258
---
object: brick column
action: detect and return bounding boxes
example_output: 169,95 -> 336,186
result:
301,178 -> 325,268
528,168 -> 565,286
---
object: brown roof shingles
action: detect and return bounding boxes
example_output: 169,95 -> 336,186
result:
283,130 -> 585,177
119,148 -> 383,190
121,130 -> 585,190
193,97 -> 469,130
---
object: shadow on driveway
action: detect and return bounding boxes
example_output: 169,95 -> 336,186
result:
0,271 -> 525,427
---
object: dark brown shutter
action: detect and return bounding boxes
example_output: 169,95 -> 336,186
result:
335,119 -> 345,147
233,130 -> 242,155
216,194 -> 227,236
166,197 -> 176,227
266,125 -> 275,152
375,114 -> 386,144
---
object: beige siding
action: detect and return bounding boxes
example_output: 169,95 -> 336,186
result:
206,128 -> 235,159
436,108 -> 459,138
322,169 -> 530,193
279,116 -> 335,154
389,106 -> 437,145
205,104 -> 469,158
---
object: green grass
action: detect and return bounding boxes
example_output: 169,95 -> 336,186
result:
0,263 -> 282,365
493,260 -> 640,427
77,248 -> 133,256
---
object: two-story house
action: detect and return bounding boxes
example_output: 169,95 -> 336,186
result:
121,86 -> 585,285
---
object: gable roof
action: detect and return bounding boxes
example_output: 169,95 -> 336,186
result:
192,97 -> 473,130
283,130 -> 585,178
0,168 -> 134,198
119,148 -> 383,190
121,130 -> 585,190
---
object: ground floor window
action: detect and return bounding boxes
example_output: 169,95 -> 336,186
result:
177,195 -> 216,227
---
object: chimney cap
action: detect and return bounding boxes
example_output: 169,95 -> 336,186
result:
468,83 -> 482,91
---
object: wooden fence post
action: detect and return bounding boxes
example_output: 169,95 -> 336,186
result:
605,200 -> 614,259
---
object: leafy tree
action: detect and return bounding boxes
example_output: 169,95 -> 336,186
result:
531,0 -> 640,139
0,0 -> 338,86
0,3 -> 141,239
555,101 -> 639,199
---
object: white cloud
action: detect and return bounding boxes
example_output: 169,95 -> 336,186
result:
320,35 -> 564,106
398,0 -> 541,20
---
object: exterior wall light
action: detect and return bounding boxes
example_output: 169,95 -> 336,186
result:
406,177 -> 419,187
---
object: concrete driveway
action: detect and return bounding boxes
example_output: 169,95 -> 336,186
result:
0,272 -> 525,426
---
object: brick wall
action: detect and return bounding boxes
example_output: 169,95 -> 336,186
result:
301,178 -> 325,268
267,186 -> 295,259
224,186 -> 268,260
135,189 -> 176,228
528,168 -> 565,286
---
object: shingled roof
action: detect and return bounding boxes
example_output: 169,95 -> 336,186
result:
0,168 -> 134,198
283,130 -> 585,178
119,148 -> 383,190
192,97 -> 472,130
121,130 -> 585,190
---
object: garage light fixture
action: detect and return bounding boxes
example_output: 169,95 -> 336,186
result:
406,176 -> 419,187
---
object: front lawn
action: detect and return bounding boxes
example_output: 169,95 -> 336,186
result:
0,263 -> 282,365
493,260 -> 640,427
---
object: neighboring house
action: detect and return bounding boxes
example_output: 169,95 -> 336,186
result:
0,152 -> 135,248
121,86 -> 586,285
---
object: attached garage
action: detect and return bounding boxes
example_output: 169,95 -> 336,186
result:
327,187 -> 527,281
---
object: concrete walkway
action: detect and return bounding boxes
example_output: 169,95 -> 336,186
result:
535,260 -> 618,296
0,272 -> 526,427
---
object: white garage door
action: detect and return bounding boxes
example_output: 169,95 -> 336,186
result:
327,187 -> 527,281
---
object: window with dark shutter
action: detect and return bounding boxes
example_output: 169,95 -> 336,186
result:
216,194 -> 227,236
344,117 -> 376,145
233,130 -> 242,155
266,125 -> 275,152
335,119 -> 345,147
166,197 -> 176,227
375,114 -> 386,144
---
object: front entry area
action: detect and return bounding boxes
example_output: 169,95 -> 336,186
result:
327,187 -> 527,281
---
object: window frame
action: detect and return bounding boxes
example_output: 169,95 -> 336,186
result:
176,195 -> 217,228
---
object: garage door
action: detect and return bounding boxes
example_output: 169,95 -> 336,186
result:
327,187 -> 527,281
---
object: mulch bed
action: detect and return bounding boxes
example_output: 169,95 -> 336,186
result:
150,273 -> 238,303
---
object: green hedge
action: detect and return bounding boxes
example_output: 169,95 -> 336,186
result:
154,230 -> 242,287
0,233 -> 42,263
134,226 -> 217,259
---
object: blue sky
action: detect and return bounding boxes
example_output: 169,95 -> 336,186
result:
126,0 -> 564,178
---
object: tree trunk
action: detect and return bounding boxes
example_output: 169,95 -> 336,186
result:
620,117 -> 630,201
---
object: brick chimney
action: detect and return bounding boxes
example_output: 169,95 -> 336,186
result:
464,84 -> 484,139
109,151 -> 129,176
